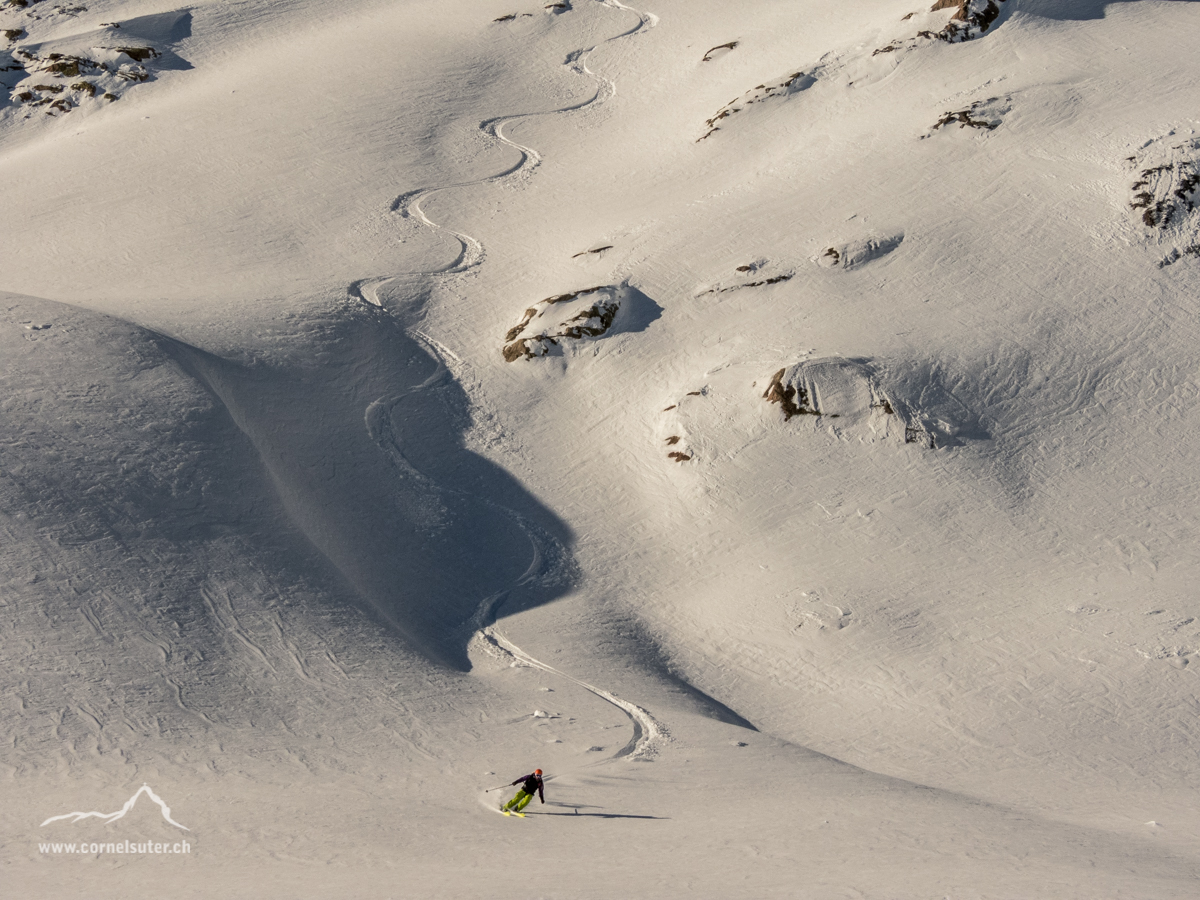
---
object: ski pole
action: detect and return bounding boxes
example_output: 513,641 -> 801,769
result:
485,784 -> 511,793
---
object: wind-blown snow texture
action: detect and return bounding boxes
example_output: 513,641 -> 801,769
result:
4,1 -> 1200,897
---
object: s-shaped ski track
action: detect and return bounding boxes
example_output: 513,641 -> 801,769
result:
350,0 -> 656,305
364,330 -> 667,764
468,587 -> 667,763
356,0 -> 664,767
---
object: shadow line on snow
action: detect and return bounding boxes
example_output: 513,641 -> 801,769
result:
524,812 -> 668,820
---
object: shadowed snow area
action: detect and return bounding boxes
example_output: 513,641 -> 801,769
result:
160,300 -> 577,669
5,0 -> 1200,896
2,290 -> 578,669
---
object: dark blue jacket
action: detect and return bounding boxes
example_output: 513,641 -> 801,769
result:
512,773 -> 544,802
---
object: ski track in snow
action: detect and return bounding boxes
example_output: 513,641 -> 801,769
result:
349,0 -> 655,305
364,331 -> 666,763
353,0 -> 664,768
469,589 -> 668,764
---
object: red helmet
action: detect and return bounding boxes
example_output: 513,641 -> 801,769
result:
534,769 -> 542,776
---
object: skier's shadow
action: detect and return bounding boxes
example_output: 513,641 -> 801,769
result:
533,803 -> 667,820
529,812 -> 668,820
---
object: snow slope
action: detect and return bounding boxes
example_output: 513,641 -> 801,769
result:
4,0 -> 1200,897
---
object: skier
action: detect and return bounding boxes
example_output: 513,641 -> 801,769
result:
501,769 -> 545,814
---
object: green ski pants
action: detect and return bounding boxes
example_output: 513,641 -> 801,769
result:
504,790 -> 534,812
